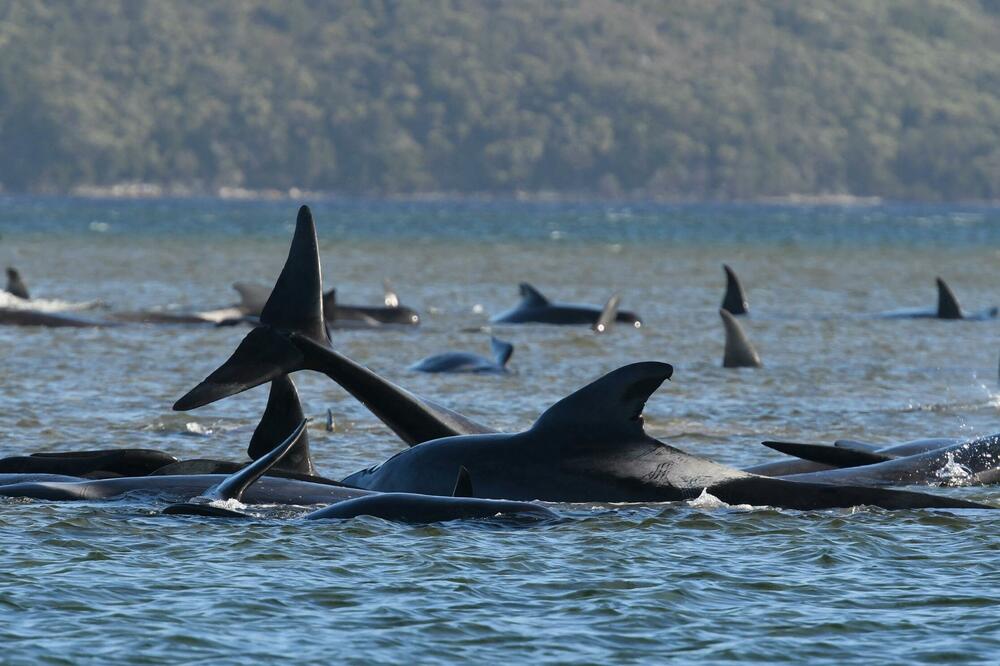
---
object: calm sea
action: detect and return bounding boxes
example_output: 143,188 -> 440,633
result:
1,197 -> 999,663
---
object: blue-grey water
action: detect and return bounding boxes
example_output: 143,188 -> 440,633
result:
2,197 -> 1000,664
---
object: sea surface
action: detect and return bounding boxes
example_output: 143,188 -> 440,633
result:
2,197 -> 1000,664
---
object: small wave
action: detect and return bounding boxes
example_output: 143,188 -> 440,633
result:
0,291 -> 104,312
686,488 -> 756,511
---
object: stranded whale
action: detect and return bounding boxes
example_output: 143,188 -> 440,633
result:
720,264 -> 748,315
879,277 -> 998,320
491,283 -> 641,328
720,308 -> 761,368
411,337 -> 514,374
174,205 -> 989,511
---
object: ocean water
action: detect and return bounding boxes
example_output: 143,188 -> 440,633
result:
1,197 -> 1000,664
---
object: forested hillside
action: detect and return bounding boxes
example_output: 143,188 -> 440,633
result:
1,1 -> 999,200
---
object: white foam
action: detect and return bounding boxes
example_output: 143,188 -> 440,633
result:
935,450 -> 974,485
686,488 -> 757,511
184,422 -> 212,436
0,291 -> 104,312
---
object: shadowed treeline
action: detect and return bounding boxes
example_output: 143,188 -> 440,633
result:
1,0 -> 999,200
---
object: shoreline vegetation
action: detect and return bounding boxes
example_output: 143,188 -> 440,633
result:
2,1 -> 999,202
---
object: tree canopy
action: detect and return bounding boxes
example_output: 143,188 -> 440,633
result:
1,0 -> 999,200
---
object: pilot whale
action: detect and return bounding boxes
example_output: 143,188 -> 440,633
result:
411,337 -> 514,374
173,205 -> 989,511
232,280 -> 420,328
758,435 -> 1000,487
491,283 -> 641,328
743,437 -> 961,477
5,267 -> 30,299
165,431 -> 555,523
879,277 -> 997,320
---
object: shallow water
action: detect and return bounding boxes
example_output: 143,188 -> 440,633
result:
2,197 -> 1000,663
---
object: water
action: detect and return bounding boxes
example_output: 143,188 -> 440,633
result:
2,197 -> 1000,663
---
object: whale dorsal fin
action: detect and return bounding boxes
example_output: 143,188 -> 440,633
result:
490,336 -> 514,368
935,277 -> 963,319
208,419 -> 308,502
721,264 -> 748,315
720,309 -> 762,368
247,375 -> 316,475
453,466 -> 474,497
260,205 -> 329,344
5,267 -> 30,300
531,362 -> 673,439
322,288 -> 337,322
383,279 -> 399,308
762,440 -> 893,468
593,293 -> 621,334
232,282 -> 272,316
519,283 -> 550,307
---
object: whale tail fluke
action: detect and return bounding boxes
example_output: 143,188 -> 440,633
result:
174,206 -> 328,411
5,266 -> 30,300
453,466 -> 474,497
936,277 -> 963,319
721,264 -> 748,315
593,293 -> 621,334
720,309 -> 762,368
248,376 -> 316,476
490,336 -> 514,368
762,440 -> 894,468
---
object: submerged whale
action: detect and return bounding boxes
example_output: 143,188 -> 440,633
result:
756,435 -> 1000,487
720,264 -> 748,315
879,277 -> 998,320
491,283 -> 641,328
173,205 -> 989,511
165,430 -> 555,523
232,280 -> 420,328
719,308 -> 761,368
411,337 -> 514,374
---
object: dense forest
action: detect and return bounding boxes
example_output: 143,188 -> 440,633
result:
1,1 -> 999,200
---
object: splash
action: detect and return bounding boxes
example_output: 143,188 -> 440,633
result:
934,450 -> 974,486
0,291 -> 104,312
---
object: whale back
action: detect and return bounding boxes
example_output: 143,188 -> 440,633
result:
720,309 -> 762,368
721,264 -> 748,315
936,277 -> 963,319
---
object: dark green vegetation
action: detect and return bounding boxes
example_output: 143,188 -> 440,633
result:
1,1 -> 999,200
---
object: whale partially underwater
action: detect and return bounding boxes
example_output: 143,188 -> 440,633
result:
749,435 -> 1000,487
491,283 -> 641,328
229,280 -> 420,328
411,337 -> 514,374
878,277 -> 998,320
0,267 -> 111,327
163,423 -> 555,523
173,204 -> 990,511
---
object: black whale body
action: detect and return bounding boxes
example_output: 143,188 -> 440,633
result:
491,283 -> 641,327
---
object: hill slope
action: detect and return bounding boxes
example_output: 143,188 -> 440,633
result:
1,0 -> 999,200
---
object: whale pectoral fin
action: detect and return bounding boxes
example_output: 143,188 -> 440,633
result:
208,419 -> 308,503
248,376 -> 316,476
453,466 -> 474,497
593,293 -> 621,334
531,362 -> 673,440
490,336 -> 514,368
935,277 -> 963,319
260,205 -> 330,344
519,283 -> 550,307
762,441 -> 893,468
720,309 -> 762,368
833,439 -> 881,453
721,264 -> 748,315
383,279 -> 400,308
173,326 -> 306,410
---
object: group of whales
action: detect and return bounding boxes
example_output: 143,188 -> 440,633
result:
2,204 -> 998,525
